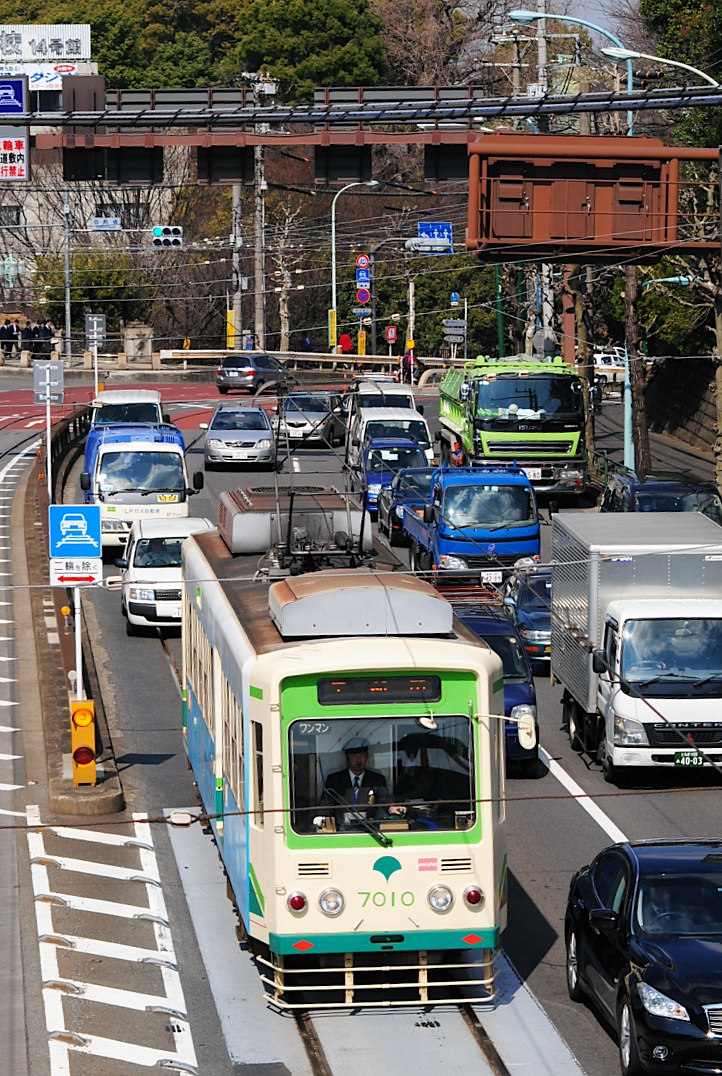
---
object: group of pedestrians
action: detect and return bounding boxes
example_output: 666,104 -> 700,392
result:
0,317 -> 54,359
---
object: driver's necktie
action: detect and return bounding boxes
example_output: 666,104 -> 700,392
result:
352,776 -> 360,804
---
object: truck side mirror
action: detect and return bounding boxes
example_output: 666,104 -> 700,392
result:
423,504 -> 434,524
352,437 -> 360,447
548,499 -> 559,517
416,404 -> 424,415
199,421 -> 208,431
80,472 -> 90,491
192,471 -> 204,491
592,649 -> 608,674
163,412 -> 171,423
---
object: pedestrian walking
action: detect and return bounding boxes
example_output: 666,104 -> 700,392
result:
402,351 -> 414,384
21,320 -> 33,357
11,320 -> 20,356
338,332 -> 353,355
38,318 -> 53,357
0,319 -> 12,360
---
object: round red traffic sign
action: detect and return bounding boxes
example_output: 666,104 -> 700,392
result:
356,288 -> 370,303
356,254 -> 370,269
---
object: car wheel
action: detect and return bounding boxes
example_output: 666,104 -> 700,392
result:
565,929 -> 585,1002
618,996 -> 642,1076
218,387 -> 229,395
566,698 -> 584,753
602,747 -> 621,786
378,514 -> 387,537
126,618 -> 137,637
518,755 -> 539,779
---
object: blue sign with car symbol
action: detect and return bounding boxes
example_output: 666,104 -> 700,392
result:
49,505 -> 101,558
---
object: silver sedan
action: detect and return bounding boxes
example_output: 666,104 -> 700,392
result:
200,405 -> 275,469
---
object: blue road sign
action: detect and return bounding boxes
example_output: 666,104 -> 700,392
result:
450,291 -> 460,304
419,221 -> 452,241
48,505 -> 102,559
356,268 -> 370,285
0,78 -> 26,113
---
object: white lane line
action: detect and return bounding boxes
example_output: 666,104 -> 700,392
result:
35,891 -> 163,922
40,825 -> 151,848
540,747 -> 628,843
49,979 -> 187,1016
0,781 -> 24,790
40,934 -> 175,964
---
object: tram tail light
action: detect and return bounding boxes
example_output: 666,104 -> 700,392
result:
463,886 -> 485,908
288,891 -> 307,913
70,700 -> 96,787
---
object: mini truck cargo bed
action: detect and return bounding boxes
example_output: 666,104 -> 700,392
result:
551,513 -> 722,714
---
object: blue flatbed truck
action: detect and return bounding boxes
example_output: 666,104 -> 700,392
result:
401,466 -> 541,583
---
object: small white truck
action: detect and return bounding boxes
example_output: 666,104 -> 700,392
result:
551,512 -> 722,784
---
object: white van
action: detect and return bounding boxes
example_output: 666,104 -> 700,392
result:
113,516 -> 214,634
90,389 -> 169,426
347,406 -> 435,468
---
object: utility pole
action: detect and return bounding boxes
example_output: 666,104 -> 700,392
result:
535,0 -> 556,357
63,190 -> 72,363
230,183 -> 243,348
624,265 -> 651,476
254,142 -> 266,350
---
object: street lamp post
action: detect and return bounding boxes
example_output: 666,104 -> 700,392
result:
507,9 -> 635,134
330,179 -> 379,348
601,47 -> 719,87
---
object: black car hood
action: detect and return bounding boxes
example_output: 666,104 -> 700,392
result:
637,935 -> 722,1005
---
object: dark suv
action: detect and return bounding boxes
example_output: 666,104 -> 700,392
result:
216,353 -> 297,395
599,469 -> 722,524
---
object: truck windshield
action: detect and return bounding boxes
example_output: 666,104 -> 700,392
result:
98,450 -> 186,496
475,375 -> 584,426
366,447 -> 427,473
359,393 -> 413,409
621,617 -> 722,696
93,404 -> 160,424
365,419 -> 430,448
288,715 -> 475,835
443,484 -> 535,527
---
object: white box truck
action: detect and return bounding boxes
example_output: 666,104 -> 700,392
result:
551,512 -> 722,784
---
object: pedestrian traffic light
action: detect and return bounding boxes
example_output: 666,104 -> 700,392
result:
151,225 -> 183,248
70,699 -> 96,786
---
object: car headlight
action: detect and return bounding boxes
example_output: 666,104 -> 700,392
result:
367,483 -> 382,495
318,888 -> 345,916
559,468 -> 585,481
102,520 -> 126,532
129,587 -> 155,601
614,715 -> 648,746
256,439 -> 272,449
521,629 -> 551,642
638,983 -> 690,1022
207,439 -> 224,449
511,704 -> 537,724
438,554 -> 468,571
427,885 -> 454,912
394,506 -> 405,518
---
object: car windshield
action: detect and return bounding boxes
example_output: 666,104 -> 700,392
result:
443,484 -> 534,527
396,472 -> 433,497
518,575 -> 551,612
621,617 -> 722,696
365,419 -> 430,448
367,447 -> 428,473
133,537 -> 184,568
359,393 -> 414,409
94,404 -> 160,424
475,375 -> 584,426
288,715 -> 475,835
479,634 -> 530,679
285,394 -> 330,413
97,450 -> 185,495
211,411 -> 268,431
636,874 -> 722,936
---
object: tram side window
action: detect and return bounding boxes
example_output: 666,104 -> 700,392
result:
221,677 -> 244,809
287,716 -> 475,835
251,721 -> 264,826
186,600 -> 212,728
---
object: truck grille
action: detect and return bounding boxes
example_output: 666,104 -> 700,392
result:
465,553 -> 520,569
648,724 -> 722,747
485,439 -> 576,455
154,589 -> 182,601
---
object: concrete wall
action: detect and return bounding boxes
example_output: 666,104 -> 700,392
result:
645,357 -> 717,455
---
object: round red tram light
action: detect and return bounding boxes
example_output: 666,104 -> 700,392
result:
287,892 -> 307,913
463,886 -> 485,908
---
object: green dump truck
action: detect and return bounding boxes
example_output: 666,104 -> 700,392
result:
438,355 -> 588,496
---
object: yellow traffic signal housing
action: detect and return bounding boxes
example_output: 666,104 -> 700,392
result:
70,699 -> 96,787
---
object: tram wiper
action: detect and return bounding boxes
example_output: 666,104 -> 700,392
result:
325,788 -> 392,847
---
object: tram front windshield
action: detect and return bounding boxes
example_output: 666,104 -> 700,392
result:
288,716 -> 475,835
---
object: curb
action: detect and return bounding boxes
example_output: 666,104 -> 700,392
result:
24,443 -> 124,815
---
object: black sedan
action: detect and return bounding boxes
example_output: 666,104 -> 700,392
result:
376,467 -> 434,544
566,840 -> 722,1075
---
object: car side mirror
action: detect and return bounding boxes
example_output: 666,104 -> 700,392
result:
417,404 -> 424,414
548,499 -> 559,517
80,472 -> 90,491
592,649 -> 609,674
199,422 -> 208,431
114,558 -> 128,569
162,412 -> 171,424
352,437 -> 360,447
423,504 -> 434,524
589,908 -> 619,933
192,471 -> 204,491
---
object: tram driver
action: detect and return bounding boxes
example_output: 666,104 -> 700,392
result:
319,737 -> 406,830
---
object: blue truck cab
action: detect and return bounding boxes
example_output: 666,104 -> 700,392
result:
358,437 -> 429,514
402,465 -> 541,584
81,423 -> 202,547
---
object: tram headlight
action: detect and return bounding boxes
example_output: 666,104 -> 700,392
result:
287,891 -> 307,914
427,884 -> 454,913
463,885 -> 485,908
318,888 -> 345,917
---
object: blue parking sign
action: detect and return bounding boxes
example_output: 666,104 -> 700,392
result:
48,505 -> 102,558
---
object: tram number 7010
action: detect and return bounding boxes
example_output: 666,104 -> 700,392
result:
359,890 -> 415,907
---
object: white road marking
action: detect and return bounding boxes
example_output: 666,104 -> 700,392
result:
24,419 -> 45,428
540,747 -> 628,843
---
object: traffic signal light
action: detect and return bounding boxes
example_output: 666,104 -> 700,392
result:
70,699 -> 96,786
151,225 -> 183,248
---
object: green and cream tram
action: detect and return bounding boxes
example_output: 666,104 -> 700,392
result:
182,527 -> 511,1008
